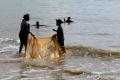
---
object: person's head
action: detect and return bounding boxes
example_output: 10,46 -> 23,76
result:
56,19 -> 63,26
23,14 -> 30,21
67,17 -> 71,20
36,21 -> 39,29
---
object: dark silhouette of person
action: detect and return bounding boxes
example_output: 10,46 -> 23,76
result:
32,21 -> 47,29
19,14 -> 34,54
65,17 -> 73,24
35,21 -> 40,29
53,19 -> 65,53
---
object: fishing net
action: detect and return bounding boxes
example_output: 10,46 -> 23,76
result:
25,33 -> 64,59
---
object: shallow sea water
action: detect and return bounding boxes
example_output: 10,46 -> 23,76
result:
0,0 -> 120,80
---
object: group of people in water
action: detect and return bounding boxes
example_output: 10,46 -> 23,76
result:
19,14 -> 73,54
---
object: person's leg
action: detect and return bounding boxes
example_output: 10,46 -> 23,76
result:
61,43 -> 66,53
19,43 -> 23,53
19,35 -> 24,54
24,34 -> 28,54
58,40 -> 65,53
61,46 -> 66,53
24,41 -> 27,54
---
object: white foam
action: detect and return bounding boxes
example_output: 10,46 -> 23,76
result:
0,38 -> 13,42
0,45 -> 19,53
16,39 -> 20,43
0,75 -> 14,80
0,38 -> 19,44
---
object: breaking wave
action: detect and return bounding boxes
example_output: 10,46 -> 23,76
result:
66,45 -> 120,58
0,38 -> 120,58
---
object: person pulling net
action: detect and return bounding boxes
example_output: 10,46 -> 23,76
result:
18,14 -> 66,59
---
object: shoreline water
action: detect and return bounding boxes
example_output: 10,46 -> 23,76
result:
0,0 -> 120,80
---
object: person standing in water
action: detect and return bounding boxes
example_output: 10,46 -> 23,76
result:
53,19 -> 65,53
19,13 -> 34,54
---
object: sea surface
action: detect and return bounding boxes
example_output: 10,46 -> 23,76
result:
0,0 -> 120,80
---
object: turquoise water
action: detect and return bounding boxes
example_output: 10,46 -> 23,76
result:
0,0 -> 120,80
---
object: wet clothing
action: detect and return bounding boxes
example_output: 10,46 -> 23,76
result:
56,25 -> 64,47
19,19 -> 30,53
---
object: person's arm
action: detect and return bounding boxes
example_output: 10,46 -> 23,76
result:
28,31 -> 35,37
39,25 -> 46,26
32,25 -> 36,26
52,29 -> 57,32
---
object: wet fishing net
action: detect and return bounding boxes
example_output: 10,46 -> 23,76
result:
25,33 -> 64,59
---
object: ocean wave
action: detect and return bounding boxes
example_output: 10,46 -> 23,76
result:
0,58 -> 23,63
0,38 -> 19,54
0,37 -> 120,58
63,68 -> 91,75
0,38 -> 19,44
94,33 -> 112,36
1,44 -> 120,58
66,45 -> 120,58
0,45 -> 18,53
